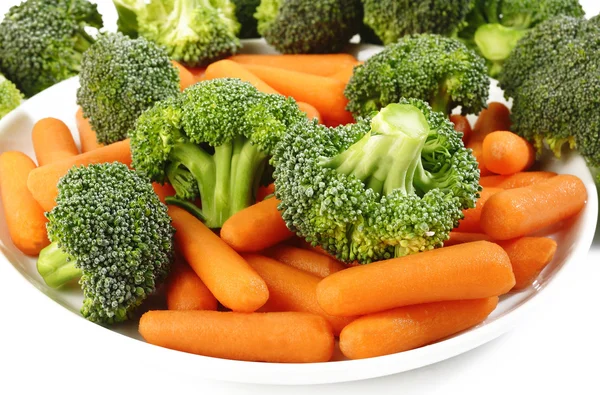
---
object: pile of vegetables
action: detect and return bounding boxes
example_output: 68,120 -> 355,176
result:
0,0 -> 597,363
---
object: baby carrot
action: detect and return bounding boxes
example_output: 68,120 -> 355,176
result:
152,182 -> 176,204
168,205 -> 269,312
241,64 -> 354,127
220,197 -> 294,252
244,254 -> 356,335
472,102 -> 511,143
455,187 -> 503,233
297,101 -> 322,123
75,107 -> 103,153
482,131 -> 535,175
256,182 -> 275,203
329,62 -> 361,84
467,141 -> 493,176
479,171 -> 557,189
316,241 -> 514,316
32,118 -> 79,166
166,260 -> 218,311
0,152 -> 50,256
480,174 -> 587,240
171,60 -> 196,91
263,244 -> 345,278
497,237 -> 557,290
444,232 -> 494,247
229,53 -> 358,77
27,139 -> 132,212
339,297 -> 499,359
450,114 -> 472,145
139,310 -> 334,363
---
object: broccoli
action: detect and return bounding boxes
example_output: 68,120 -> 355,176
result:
361,0 -> 473,45
499,16 -> 600,176
129,78 -> 307,229
76,32 -> 180,145
0,0 -> 103,97
233,0 -> 261,38
112,0 -> 240,67
0,73 -> 23,119
272,99 -> 480,264
36,162 -> 175,324
345,34 -> 490,118
458,0 -> 585,77
255,0 -> 362,54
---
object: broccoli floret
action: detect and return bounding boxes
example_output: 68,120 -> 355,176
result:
499,16 -> 600,173
0,0 -> 103,97
458,0 -> 585,76
76,32 -> 180,145
36,163 -> 175,324
273,99 -> 480,264
0,73 -> 22,119
113,0 -> 240,67
345,34 -> 490,118
233,0 -> 261,38
129,78 -> 307,229
361,0 -> 473,45
255,0 -> 362,54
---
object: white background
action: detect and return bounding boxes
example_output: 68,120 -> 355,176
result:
1,1 -> 599,394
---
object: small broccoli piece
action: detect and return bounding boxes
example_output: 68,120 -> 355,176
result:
232,0 -> 261,38
458,0 -> 585,76
76,32 -> 180,145
36,162 -> 175,324
255,0 -> 362,54
345,34 -> 490,118
361,0 -> 473,45
499,16 -> 600,174
0,73 -> 22,119
273,99 -> 480,263
130,78 -> 308,228
0,0 -> 103,97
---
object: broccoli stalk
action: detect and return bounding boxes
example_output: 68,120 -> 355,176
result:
473,24 -> 527,76
37,242 -> 81,289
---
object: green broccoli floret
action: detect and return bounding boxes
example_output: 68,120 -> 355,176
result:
76,32 -> 180,145
0,0 -> 103,97
361,0 -> 473,45
345,34 -> 490,118
458,0 -> 585,76
233,0 -> 261,38
255,0 -> 362,54
129,78 -> 307,229
113,0 -> 240,67
36,162 -> 175,324
499,16 -> 600,174
0,73 -> 23,119
273,99 -> 480,264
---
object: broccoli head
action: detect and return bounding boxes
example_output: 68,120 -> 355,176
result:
0,0 -> 103,97
37,162 -> 175,324
76,32 -> 180,145
345,34 -> 490,118
255,0 -> 362,54
233,0 -> 261,38
273,99 -> 480,264
362,0 -> 473,45
130,78 -> 308,228
0,73 -> 22,119
458,0 -> 585,76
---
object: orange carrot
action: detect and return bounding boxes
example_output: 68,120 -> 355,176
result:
220,197 -> 294,252
480,171 -> 557,189
27,139 -> 132,212
152,182 -> 176,204
467,141 -> 493,176
450,114 -> 472,145
339,297 -> 499,359
256,182 -> 275,203
32,118 -> 79,166
244,254 -> 356,335
171,60 -> 196,91
139,310 -> 334,363
472,102 -> 511,143
187,67 -> 206,82
455,187 -> 503,233
241,64 -> 354,127
329,62 -> 360,84
0,152 -> 50,256
316,241 -> 514,317
75,107 -> 103,153
168,205 -> 269,312
166,260 -> 218,311
445,232 -> 494,247
480,174 -> 587,240
297,101 -> 322,123
229,53 -> 358,77
263,244 -> 345,278
497,237 -> 557,290
482,131 -> 535,175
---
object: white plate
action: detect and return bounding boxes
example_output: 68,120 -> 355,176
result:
0,43 -> 598,385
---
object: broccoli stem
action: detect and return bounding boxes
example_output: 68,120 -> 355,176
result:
229,140 -> 269,215
474,24 -> 528,75
214,143 -> 234,226
165,196 -> 206,221
37,242 -> 81,289
430,82 -> 451,114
